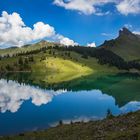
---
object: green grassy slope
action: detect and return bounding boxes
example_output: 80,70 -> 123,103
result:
0,41 -> 57,56
32,57 -> 93,83
0,46 -> 119,83
30,50 -> 118,84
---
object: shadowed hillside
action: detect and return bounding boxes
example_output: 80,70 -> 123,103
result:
100,27 -> 140,61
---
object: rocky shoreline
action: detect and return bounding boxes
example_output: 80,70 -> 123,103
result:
1,111 -> 140,140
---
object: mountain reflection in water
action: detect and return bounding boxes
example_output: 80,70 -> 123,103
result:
0,78 -> 140,136
0,79 -> 140,114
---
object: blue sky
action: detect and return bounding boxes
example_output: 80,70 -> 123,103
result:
0,0 -> 140,47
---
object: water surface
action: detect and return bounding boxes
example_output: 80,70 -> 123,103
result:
0,73 -> 140,136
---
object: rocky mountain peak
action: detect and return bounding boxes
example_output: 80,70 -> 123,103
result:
119,27 -> 133,37
118,27 -> 138,41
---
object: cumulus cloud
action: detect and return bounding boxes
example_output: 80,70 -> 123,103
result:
0,11 -> 77,48
53,0 -> 140,15
53,0 -> 115,15
0,11 -> 55,47
0,79 -> 67,113
87,42 -> 96,47
60,37 -> 78,46
56,34 -> 78,46
116,0 -> 140,15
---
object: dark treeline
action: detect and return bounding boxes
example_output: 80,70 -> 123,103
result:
0,56 -> 34,73
0,45 -> 140,71
53,46 -> 140,71
0,46 -> 51,73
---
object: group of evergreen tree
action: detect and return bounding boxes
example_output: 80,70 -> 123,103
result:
0,56 -> 34,73
0,44 -> 140,71
62,46 -> 140,71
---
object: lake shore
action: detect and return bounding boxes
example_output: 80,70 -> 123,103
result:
1,110 -> 140,140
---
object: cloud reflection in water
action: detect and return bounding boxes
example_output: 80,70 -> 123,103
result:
0,79 -> 67,113
0,79 -> 140,115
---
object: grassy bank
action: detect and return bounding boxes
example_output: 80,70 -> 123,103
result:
1,111 -> 140,140
0,48 -> 119,83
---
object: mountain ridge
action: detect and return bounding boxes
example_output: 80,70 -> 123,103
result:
100,27 -> 140,61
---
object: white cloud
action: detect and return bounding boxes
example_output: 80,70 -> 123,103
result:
60,37 -> 78,46
56,34 -> 78,46
54,0 -> 95,15
87,42 -> 96,47
53,0 -> 140,16
95,11 -> 111,16
116,0 -> 140,15
0,11 -> 77,48
32,22 -> 55,40
53,0 -> 115,15
0,79 -> 67,113
0,11 -> 55,47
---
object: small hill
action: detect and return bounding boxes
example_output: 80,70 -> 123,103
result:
0,40 -> 60,57
100,27 -> 140,61
32,57 -> 93,83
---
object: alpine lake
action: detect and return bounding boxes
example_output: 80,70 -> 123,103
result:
0,72 -> 140,136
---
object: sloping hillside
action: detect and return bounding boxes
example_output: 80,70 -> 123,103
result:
0,41 -> 60,57
0,47 -> 119,83
1,110 -> 140,140
31,57 -> 93,83
100,27 -> 140,61
0,37 -> 140,82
